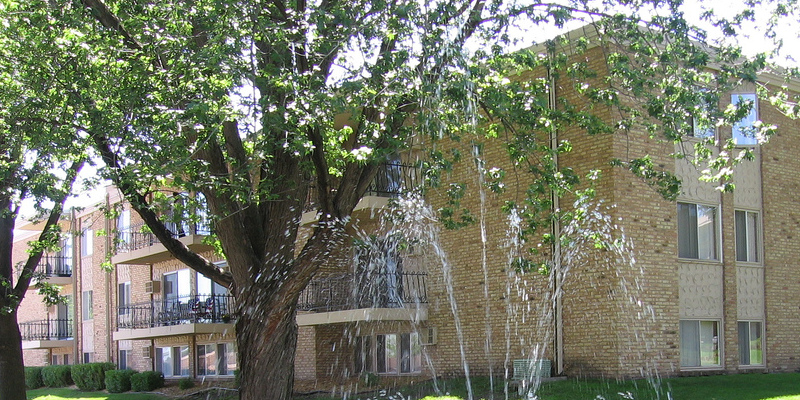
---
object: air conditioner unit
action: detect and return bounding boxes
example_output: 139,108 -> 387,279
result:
144,281 -> 161,294
420,327 -> 437,345
141,345 -> 152,359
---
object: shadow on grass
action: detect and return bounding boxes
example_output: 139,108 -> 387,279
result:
294,373 -> 800,400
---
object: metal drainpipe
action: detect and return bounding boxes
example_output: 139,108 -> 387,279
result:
71,208 -> 79,365
547,50 -> 564,376
105,194 -> 113,362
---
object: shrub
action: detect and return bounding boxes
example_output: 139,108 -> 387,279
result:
25,366 -> 44,389
233,369 -> 240,388
178,377 -> 195,390
130,371 -> 165,392
41,365 -> 72,387
71,362 -> 116,391
105,369 -> 138,393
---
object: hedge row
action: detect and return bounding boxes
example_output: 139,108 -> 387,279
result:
25,364 -> 165,393
72,362 -> 116,391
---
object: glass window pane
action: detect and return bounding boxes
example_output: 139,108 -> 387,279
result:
680,320 -> 700,367
411,332 -> 422,373
697,206 -> 717,260
197,345 -> 207,376
376,335 -> 386,373
226,343 -> 237,375
735,211 -> 748,262
733,94 -> 758,145
750,322 -> 763,365
161,348 -> 173,376
385,334 -> 398,374
180,346 -> 190,376
678,203 -> 698,259
747,212 -> 759,262
738,321 -> 750,365
699,321 -> 720,366
400,333 -> 411,373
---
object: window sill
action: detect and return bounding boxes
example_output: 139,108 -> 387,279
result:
735,261 -> 763,268
680,366 -> 723,371
738,364 -> 765,369
677,258 -> 722,265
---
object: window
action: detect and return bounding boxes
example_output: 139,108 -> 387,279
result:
738,321 -> 763,366
118,208 -> 131,246
118,282 -> 131,320
680,320 -> 721,367
732,94 -> 758,145
155,346 -> 190,377
52,355 -> 59,365
355,333 -> 422,375
735,210 -> 760,263
82,291 -> 93,320
119,349 -> 130,370
81,221 -> 93,257
83,352 -> 92,364
691,116 -> 715,139
163,269 -> 192,311
678,203 -> 718,260
63,354 -> 70,365
197,343 -> 237,376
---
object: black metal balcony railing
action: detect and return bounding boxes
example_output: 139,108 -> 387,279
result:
366,163 -> 420,197
19,319 -> 73,341
37,255 -> 72,277
297,271 -> 427,312
117,294 -> 235,329
303,163 -> 420,213
117,219 -> 212,253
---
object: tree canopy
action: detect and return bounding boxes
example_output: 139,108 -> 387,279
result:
1,0 -> 798,398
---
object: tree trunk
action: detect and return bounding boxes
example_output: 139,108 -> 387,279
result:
0,312 -> 26,400
236,294 -> 299,400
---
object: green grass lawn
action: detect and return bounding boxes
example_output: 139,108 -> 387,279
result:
27,373 -> 800,400
26,388 -> 168,400
536,373 -> 800,400
297,373 -> 800,400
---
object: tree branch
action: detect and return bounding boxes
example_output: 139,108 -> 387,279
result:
88,122 -> 233,288
12,159 -> 84,297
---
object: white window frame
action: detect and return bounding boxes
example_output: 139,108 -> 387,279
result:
118,349 -> 130,370
118,282 -> 131,321
690,93 -> 716,139
680,319 -> 722,368
118,208 -> 131,246
355,332 -> 422,375
197,342 -> 236,377
678,202 -> 719,261
155,346 -> 190,377
82,291 -> 93,320
738,320 -> 764,366
735,210 -> 761,263
732,93 -> 758,145
81,225 -> 93,257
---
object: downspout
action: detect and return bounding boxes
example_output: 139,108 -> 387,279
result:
105,193 -> 113,362
547,48 -> 564,376
71,208 -> 79,364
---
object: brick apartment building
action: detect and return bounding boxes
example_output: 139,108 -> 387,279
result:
14,26 -> 800,391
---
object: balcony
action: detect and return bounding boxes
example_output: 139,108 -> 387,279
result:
20,319 -> 73,349
111,220 -> 214,265
302,163 -> 420,222
113,294 -> 234,340
30,255 -> 73,287
296,271 -> 428,326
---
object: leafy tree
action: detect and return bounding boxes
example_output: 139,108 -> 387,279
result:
0,8 -> 88,398
1,0 -> 797,399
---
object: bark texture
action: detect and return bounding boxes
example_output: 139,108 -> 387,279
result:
0,312 -> 25,400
